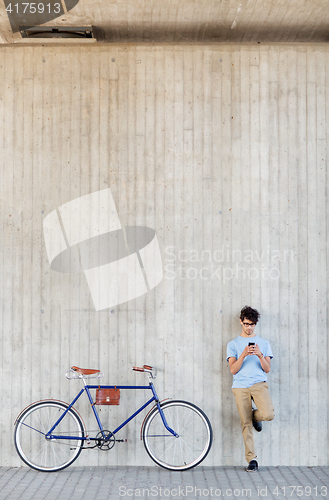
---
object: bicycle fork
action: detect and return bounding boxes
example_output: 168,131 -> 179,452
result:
150,384 -> 179,438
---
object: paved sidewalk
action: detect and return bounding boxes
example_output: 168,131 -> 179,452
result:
0,466 -> 328,500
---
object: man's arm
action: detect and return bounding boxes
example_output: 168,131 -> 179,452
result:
228,345 -> 250,375
253,344 -> 271,373
258,355 -> 271,373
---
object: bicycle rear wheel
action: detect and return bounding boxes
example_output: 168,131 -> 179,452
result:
142,400 -> 212,471
14,401 -> 84,472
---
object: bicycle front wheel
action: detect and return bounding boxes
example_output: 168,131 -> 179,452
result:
14,401 -> 84,472
142,400 -> 212,471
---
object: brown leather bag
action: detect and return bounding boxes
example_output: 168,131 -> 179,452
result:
95,387 -> 120,405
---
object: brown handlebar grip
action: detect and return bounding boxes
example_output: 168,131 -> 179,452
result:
132,367 -> 144,372
143,365 -> 152,370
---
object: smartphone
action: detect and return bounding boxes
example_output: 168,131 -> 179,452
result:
248,342 -> 255,346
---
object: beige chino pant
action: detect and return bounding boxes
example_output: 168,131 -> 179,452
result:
232,381 -> 274,464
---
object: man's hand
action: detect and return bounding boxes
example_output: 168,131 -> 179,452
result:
242,345 -> 251,358
250,344 -> 262,357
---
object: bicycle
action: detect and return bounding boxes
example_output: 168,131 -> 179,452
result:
14,365 -> 213,472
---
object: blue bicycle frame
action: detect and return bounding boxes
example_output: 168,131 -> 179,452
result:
46,382 -> 178,442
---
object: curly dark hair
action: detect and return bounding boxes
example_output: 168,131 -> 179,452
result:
240,306 -> 260,324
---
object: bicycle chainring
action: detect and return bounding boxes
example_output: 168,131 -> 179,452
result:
95,430 -> 116,450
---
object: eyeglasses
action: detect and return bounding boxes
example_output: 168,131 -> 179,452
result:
242,322 -> 255,327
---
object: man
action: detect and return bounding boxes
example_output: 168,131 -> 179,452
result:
227,306 -> 274,472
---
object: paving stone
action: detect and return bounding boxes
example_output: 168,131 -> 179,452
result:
0,466 -> 328,500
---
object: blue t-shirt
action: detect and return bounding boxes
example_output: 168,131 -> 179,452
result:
226,335 -> 273,388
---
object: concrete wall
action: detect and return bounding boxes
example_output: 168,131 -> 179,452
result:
0,43 -> 328,467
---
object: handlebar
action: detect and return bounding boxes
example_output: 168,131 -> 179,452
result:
132,365 -> 157,379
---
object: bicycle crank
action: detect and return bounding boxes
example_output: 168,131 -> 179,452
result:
95,430 -> 115,450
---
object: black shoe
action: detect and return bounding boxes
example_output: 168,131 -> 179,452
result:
252,418 -> 262,432
245,460 -> 258,472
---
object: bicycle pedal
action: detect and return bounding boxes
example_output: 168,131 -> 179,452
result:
116,439 -> 127,443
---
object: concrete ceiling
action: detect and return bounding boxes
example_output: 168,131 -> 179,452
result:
0,0 -> 329,44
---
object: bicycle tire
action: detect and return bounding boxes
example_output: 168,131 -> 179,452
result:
142,400 -> 212,471
14,400 -> 84,472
